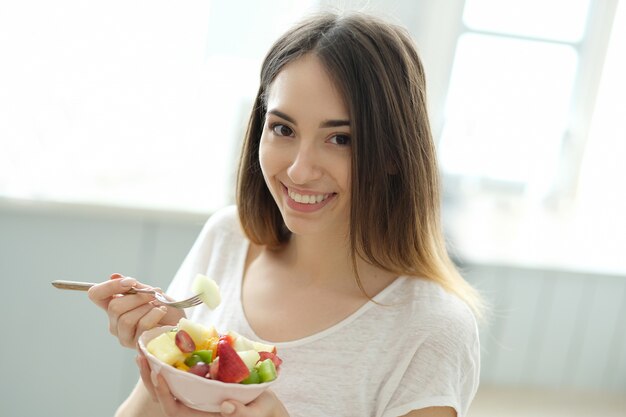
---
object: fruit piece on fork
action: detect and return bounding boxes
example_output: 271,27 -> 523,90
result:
191,274 -> 222,309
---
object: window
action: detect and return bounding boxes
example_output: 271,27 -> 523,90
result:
0,0 -> 315,214
439,0 -> 626,273
439,0 -> 591,191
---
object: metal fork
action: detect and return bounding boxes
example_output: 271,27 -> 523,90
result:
51,280 -> 203,309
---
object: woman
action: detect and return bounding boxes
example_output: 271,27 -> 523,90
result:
89,11 -> 483,417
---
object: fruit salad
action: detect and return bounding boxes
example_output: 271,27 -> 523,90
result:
147,318 -> 282,384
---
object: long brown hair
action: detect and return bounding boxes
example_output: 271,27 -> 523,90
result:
236,12 -> 483,317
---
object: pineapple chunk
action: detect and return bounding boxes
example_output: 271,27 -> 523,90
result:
177,318 -> 218,350
205,336 -> 219,356
175,362 -> 190,372
147,332 -> 185,365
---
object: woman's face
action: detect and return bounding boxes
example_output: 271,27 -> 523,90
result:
259,53 -> 352,239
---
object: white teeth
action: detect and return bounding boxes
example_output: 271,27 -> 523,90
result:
288,189 -> 330,204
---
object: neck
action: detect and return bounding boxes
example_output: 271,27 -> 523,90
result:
278,233 -> 397,297
287,233 -> 353,283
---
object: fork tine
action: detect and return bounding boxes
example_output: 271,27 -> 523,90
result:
184,296 -> 204,307
168,295 -> 203,309
151,291 -> 203,309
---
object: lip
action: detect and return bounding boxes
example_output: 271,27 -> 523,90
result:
281,184 -> 336,213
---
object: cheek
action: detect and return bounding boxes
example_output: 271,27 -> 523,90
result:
338,157 -> 352,193
258,135 -> 277,181
258,142 -> 269,179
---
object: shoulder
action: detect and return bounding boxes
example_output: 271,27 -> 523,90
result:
195,205 -> 245,246
395,277 -> 478,338
378,278 -> 480,417
204,205 -> 241,234
387,277 -> 480,367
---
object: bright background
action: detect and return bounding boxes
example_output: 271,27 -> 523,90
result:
1,0 -> 624,416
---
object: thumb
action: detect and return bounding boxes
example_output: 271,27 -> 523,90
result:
220,400 -> 239,416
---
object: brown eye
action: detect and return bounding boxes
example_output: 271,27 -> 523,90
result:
329,134 -> 351,146
272,123 -> 294,137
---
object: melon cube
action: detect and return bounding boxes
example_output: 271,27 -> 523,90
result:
255,358 -> 277,382
191,274 -> 221,309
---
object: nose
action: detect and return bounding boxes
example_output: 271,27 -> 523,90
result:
286,141 -> 323,185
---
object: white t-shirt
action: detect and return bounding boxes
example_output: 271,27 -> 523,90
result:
167,206 -> 480,417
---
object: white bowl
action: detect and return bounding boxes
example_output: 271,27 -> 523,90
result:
138,326 -> 277,412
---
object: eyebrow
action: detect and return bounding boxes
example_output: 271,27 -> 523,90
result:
267,109 -> 350,129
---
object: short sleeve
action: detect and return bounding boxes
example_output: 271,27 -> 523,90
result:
382,302 -> 480,417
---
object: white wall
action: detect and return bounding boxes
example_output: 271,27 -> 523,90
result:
0,201 -> 205,417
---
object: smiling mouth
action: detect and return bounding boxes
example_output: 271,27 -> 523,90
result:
286,187 -> 334,204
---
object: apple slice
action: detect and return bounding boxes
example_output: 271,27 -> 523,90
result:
227,330 -> 254,351
228,330 -> 276,353
237,350 -> 261,370
251,340 -> 277,354
191,274 -> 221,309
216,339 -> 250,383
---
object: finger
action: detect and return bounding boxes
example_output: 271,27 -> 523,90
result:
107,292 -> 154,330
154,374 -> 181,416
136,354 -> 157,402
113,302 -> 157,347
220,390 -> 287,417
220,401 -> 237,415
134,304 -> 168,341
88,276 -> 140,310
153,374 -> 223,417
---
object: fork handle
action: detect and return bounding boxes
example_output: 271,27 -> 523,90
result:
51,280 -> 145,294
51,280 -> 95,291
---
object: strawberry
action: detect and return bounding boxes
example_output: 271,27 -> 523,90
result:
258,351 -> 283,370
216,340 -> 250,383
219,334 -> 234,346
175,330 -> 196,353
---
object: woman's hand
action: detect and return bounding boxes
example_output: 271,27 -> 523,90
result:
88,273 -> 185,348
136,352 -> 290,417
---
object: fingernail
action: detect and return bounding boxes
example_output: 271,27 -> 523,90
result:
120,277 -> 137,287
221,402 -> 235,414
